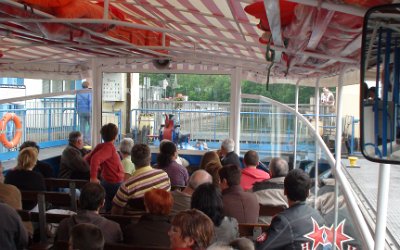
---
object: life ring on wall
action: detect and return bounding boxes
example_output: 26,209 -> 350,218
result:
0,113 -> 22,149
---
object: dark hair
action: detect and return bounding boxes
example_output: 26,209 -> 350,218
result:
79,183 -> 105,210
243,150 -> 259,166
131,144 -> 151,168
191,183 -> 224,226
19,141 -> 39,152
218,164 -> 241,186
269,158 -> 289,178
172,209 -> 214,250
70,223 -> 104,250
144,189 -> 173,215
68,131 -> 82,144
157,140 -> 176,168
100,123 -> 118,142
284,169 -> 311,202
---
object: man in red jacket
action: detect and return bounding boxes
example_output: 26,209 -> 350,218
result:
240,150 -> 270,191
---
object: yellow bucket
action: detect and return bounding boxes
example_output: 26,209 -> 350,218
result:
348,156 -> 358,167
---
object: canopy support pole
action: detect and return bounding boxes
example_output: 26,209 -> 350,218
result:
90,59 -> 102,146
230,67 -> 242,154
314,77 -> 321,206
293,79 -> 301,169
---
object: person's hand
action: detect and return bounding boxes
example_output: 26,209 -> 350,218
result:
90,178 -> 100,184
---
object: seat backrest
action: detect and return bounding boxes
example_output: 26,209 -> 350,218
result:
45,178 -> 88,190
102,214 -> 142,229
259,204 -> 285,217
238,223 -> 269,237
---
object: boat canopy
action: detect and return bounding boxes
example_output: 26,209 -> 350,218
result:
0,0 -> 392,86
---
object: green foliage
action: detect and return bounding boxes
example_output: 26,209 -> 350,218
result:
139,73 -> 315,104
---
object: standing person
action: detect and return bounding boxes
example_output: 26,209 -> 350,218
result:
119,138 -> 135,180
59,131 -> 90,180
19,141 -> 54,178
5,147 -> 46,211
76,81 -> 92,145
219,139 -> 241,167
320,87 -> 335,106
85,123 -> 124,212
257,169 -> 325,249
240,150 -> 270,191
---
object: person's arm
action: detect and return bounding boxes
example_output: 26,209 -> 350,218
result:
68,148 -> 90,173
257,215 -> 291,249
15,210 -> 29,249
89,145 -> 111,183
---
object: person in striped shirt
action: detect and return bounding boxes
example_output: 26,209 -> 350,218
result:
111,144 -> 171,215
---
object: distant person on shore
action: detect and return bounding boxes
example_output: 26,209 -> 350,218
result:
76,81 -> 92,145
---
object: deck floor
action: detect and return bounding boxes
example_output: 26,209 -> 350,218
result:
2,147 -> 400,247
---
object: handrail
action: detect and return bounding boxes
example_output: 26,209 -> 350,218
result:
241,94 -> 374,249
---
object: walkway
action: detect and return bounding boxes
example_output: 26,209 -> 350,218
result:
342,157 -> 400,249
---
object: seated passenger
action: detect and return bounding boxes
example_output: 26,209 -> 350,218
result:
0,202 -> 29,250
59,131 -> 90,180
124,189 -> 172,247
199,151 -> 223,187
56,183 -> 122,244
0,161 -> 22,210
169,209 -> 214,250
257,169 -> 325,249
251,157 -> 289,223
157,140 -> 189,187
170,169 -> 212,216
69,223 -> 105,250
119,138 -> 135,180
191,183 -> 239,243
219,138 -> 241,167
219,164 -> 259,223
199,151 -> 221,169
85,123 -> 125,212
240,150 -> 270,191
112,144 -> 170,215
20,141 -> 54,178
5,147 -> 46,210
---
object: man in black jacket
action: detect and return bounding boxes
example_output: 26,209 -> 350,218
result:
257,169 -> 327,249
219,138 -> 241,167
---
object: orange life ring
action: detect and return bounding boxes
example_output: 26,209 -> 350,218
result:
0,113 -> 22,149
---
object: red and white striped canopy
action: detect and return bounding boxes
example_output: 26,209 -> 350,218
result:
0,0 -> 392,84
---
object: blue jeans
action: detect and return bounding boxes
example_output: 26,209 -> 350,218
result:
79,112 -> 91,145
101,180 -> 121,212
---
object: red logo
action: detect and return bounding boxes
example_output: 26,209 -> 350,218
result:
304,218 -> 354,250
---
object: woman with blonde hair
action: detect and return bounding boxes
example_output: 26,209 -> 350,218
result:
5,147 -> 46,210
199,151 -> 223,187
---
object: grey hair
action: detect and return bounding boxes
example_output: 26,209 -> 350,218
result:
269,157 -> 289,178
119,138 -> 134,155
221,138 -> 235,152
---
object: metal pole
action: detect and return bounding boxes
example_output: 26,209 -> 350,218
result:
333,66 -> 346,248
294,79 -> 300,169
91,59 -> 102,146
374,163 -> 391,250
314,77 -> 321,205
230,67 -> 242,154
